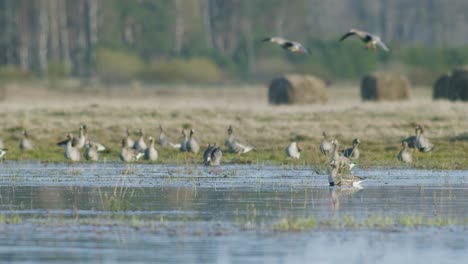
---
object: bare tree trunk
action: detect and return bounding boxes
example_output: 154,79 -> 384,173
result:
200,0 -> 213,49
48,0 -> 60,60
18,2 -> 31,71
37,0 -> 49,73
174,0 -> 185,54
57,0 -> 71,70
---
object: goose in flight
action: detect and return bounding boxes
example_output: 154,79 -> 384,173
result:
262,37 -> 308,54
340,29 -> 389,52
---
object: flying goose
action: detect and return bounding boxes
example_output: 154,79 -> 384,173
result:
262,37 -> 308,54
285,141 -> 301,159
19,130 -> 34,150
397,140 -> 412,164
225,125 -> 255,154
144,136 -> 158,161
340,29 -> 389,52
320,131 -> 333,156
120,138 -> 143,162
157,125 -> 181,149
329,159 -> 364,187
59,133 -> 80,162
342,138 -> 360,160
415,125 -> 433,152
187,129 -> 200,154
133,128 -> 147,151
203,143 -> 222,166
84,140 -> 99,161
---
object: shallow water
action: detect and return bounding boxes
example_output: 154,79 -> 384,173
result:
0,162 -> 467,263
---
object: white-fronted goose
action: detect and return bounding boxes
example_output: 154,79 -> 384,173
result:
120,138 -> 143,162
203,143 -> 222,166
225,125 -> 255,154
320,131 -> 333,156
187,129 -> 200,154
262,37 -> 308,54
340,29 -> 389,52
342,138 -> 360,160
84,140 -> 99,161
415,125 -> 433,152
285,141 -> 301,159
133,128 -> 147,151
158,125 -> 181,149
329,160 -> 364,187
397,140 -> 412,164
144,136 -> 158,161
19,130 -> 34,150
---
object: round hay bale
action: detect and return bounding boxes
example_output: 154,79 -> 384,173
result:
268,74 -> 327,105
433,74 -> 452,100
450,68 -> 468,101
361,72 -> 410,101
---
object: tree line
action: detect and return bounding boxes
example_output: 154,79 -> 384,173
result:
1,0 -> 468,84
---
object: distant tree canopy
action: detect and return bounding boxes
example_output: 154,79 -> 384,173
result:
1,0 -> 468,85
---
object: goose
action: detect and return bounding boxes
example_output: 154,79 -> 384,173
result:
57,124 -> 86,149
225,125 -> 255,154
157,125 -> 181,149
125,128 -> 135,148
285,141 -> 301,159
133,128 -> 147,151
331,139 -> 355,171
397,140 -> 412,164
262,37 -> 308,54
80,125 -> 106,151
187,129 -> 200,154
19,130 -> 34,150
320,131 -> 333,155
415,125 -> 433,152
329,160 -> 364,187
342,138 -> 360,160
0,148 -> 6,160
59,133 -> 80,162
144,136 -> 158,161
84,140 -> 99,161
180,129 -> 189,152
340,29 -> 389,52
203,143 -> 222,166
120,138 -> 143,162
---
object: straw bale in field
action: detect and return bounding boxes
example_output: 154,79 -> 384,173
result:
450,68 -> 468,101
361,72 -> 410,101
268,74 -> 328,105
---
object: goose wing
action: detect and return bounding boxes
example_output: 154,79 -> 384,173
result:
376,39 -> 390,51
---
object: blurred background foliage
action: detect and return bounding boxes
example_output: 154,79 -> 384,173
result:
1,0 -> 468,86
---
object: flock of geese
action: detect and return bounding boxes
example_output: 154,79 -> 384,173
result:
0,122 -> 433,187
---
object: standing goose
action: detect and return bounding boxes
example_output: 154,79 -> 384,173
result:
262,37 -> 308,54
320,131 -> 333,156
340,29 -> 389,52
59,133 -> 80,162
203,143 -> 222,166
187,129 -> 200,154
225,125 -> 255,154
19,130 -> 34,150
342,138 -> 360,160
120,138 -> 143,162
329,160 -> 364,187
125,128 -> 135,148
180,129 -> 189,152
158,125 -> 181,149
397,140 -> 412,164
81,125 -> 106,152
84,140 -> 99,161
415,125 -> 433,152
133,128 -> 147,152
331,139 -> 355,171
285,141 -> 301,159
56,124 -> 86,149
144,136 -> 158,161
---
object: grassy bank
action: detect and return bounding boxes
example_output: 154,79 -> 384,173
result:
0,83 -> 467,169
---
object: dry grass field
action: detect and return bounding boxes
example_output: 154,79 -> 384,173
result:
1,81 -> 467,168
